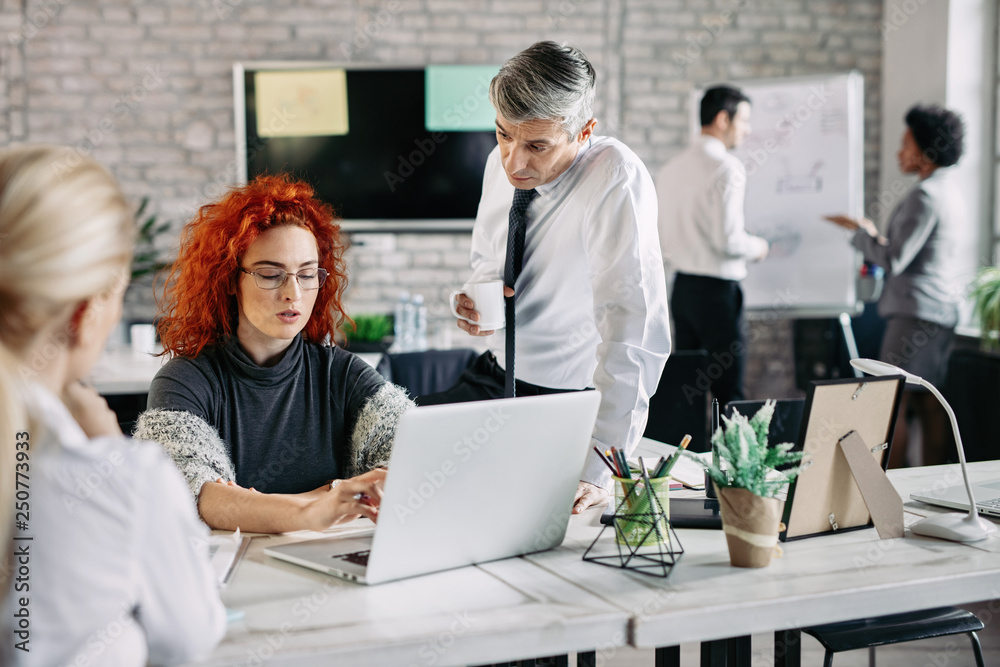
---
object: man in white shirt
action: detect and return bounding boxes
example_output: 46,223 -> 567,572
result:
656,85 -> 768,409
418,41 -> 670,513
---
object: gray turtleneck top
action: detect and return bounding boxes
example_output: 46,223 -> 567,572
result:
135,335 -> 413,498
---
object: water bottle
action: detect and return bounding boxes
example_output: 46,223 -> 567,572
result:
394,290 -> 411,351
412,293 -> 428,351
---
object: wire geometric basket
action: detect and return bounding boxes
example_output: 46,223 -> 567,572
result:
582,476 -> 683,578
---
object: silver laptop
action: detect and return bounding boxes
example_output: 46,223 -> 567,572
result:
265,391 -> 601,585
911,480 -> 1000,518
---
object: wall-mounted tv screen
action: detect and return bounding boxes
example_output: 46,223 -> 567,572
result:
234,63 -> 500,232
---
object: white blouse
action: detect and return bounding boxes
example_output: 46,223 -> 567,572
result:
4,383 -> 225,666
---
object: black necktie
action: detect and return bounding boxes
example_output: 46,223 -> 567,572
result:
504,188 -> 538,398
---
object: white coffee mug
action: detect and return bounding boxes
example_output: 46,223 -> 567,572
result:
450,280 -> 505,330
130,323 -> 157,356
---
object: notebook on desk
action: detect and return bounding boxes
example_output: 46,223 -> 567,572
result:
910,480 -> 1000,518
265,391 -> 601,585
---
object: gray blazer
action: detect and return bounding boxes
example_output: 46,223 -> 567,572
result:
852,169 -> 963,327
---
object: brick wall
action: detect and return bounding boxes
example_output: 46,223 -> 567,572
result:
0,0 -> 885,398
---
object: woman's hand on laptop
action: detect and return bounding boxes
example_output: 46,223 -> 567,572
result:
304,468 -> 387,530
572,481 -> 609,514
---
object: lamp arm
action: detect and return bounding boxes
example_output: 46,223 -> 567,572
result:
919,379 -> 979,520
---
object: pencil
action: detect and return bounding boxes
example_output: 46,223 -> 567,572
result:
657,433 -> 692,478
594,446 -> 619,475
606,449 -> 625,478
639,460 -> 666,542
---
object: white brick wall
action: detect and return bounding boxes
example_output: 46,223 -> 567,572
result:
2,0 -> 887,397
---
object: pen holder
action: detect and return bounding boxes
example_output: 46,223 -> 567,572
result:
613,476 -> 671,547
583,475 -> 684,578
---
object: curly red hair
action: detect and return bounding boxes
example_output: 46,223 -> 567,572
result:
158,174 -> 348,358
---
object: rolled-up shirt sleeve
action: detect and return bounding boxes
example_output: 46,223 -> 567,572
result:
580,162 -> 671,487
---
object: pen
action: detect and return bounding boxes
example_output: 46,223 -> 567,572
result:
712,398 -> 721,471
612,447 -> 630,479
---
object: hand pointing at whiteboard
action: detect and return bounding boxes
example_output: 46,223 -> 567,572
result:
823,214 -> 887,245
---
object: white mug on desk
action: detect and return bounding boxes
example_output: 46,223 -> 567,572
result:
130,323 -> 157,356
450,280 -> 505,330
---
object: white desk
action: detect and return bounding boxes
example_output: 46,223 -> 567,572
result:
89,346 -> 167,395
194,461 -> 1000,666
527,461 -> 1000,658
200,528 -> 628,666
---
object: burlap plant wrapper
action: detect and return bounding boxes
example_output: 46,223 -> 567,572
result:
717,485 -> 783,568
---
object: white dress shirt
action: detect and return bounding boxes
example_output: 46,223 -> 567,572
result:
468,136 -> 671,487
656,135 -> 767,280
4,383 -> 225,667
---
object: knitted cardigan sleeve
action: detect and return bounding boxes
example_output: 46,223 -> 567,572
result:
345,382 -> 414,478
133,409 -> 235,501
135,382 -> 415,496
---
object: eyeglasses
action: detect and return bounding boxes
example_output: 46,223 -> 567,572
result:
239,266 -> 328,290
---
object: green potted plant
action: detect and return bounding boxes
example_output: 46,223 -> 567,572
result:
131,197 -> 172,282
343,313 -> 394,353
970,266 -> 1000,350
125,197 -> 172,352
687,400 -> 807,568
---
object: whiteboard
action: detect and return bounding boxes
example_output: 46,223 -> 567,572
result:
691,72 -> 864,316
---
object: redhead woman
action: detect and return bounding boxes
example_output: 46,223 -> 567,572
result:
135,175 -> 413,533
0,146 -> 224,665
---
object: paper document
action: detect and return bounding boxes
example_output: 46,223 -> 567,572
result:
208,528 -> 251,587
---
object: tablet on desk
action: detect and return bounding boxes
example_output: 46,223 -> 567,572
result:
601,497 -> 721,529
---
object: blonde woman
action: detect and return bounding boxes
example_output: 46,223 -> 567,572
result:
0,146 -> 224,665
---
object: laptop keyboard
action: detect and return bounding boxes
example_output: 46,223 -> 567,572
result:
980,498 -> 1000,509
337,550 -> 370,566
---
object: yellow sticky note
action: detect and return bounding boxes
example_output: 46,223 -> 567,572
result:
254,69 -> 349,138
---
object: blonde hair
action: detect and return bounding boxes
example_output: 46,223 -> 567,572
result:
0,145 -> 133,595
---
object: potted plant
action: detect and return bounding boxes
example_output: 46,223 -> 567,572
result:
342,313 -> 394,353
688,400 -> 807,568
131,197 -> 173,282
121,197 -> 172,352
970,266 -> 1000,350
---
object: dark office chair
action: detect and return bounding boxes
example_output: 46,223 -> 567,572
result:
644,350 -> 710,451
381,348 -> 478,396
801,606 -> 986,667
942,348 -> 1000,463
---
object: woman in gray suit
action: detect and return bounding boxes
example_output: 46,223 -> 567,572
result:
825,104 -> 965,468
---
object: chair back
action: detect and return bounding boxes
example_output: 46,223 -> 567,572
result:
643,350 -> 710,452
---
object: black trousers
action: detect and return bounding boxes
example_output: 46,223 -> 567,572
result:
415,352 -> 579,406
671,272 -> 746,409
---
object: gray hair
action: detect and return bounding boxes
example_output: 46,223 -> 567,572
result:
489,41 -> 596,138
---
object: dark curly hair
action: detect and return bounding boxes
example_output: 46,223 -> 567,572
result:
905,105 -> 964,168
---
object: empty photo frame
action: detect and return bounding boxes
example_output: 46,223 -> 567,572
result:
780,376 -> 905,541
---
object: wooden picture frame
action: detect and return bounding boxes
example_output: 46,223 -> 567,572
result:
780,376 -> 905,541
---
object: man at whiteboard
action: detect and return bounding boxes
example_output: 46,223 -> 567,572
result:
656,85 -> 769,409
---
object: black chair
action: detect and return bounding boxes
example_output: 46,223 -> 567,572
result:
381,348 -> 478,396
643,350 -> 710,451
801,606 -> 986,667
942,347 -> 1000,463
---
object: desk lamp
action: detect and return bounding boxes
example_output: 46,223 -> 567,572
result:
851,358 -> 997,543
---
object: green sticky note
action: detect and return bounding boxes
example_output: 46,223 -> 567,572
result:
425,65 -> 500,132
